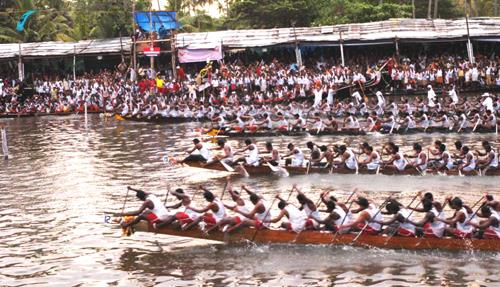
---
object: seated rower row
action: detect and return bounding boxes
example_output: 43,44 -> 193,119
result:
115,184 -> 500,240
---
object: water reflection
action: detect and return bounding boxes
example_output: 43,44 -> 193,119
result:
0,115 -> 498,287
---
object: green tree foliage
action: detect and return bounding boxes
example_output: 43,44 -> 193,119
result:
313,0 -> 412,25
0,0 -> 496,43
413,0 -> 461,18
0,0 -> 73,43
224,0 -> 319,29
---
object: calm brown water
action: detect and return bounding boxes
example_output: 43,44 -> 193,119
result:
0,115 -> 499,287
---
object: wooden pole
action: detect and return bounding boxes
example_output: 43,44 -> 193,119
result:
427,0 -> 432,19
171,13 -> 177,79
73,45 -> 76,81
395,37 -> 399,58
132,2 -> 137,73
412,0 -> 415,18
18,43 -> 23,81
434,0 -> 439,18
149,11 -> 154,71
465,9 -> 475,64
339,31 -> 345,67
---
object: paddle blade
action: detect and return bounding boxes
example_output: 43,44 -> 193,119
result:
115,114 -> 125,121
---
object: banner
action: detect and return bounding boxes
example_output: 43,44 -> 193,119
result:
178,45 -> 223,63
16,10 -> 37,32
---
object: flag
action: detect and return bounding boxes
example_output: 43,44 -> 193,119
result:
16,10 -> 37,32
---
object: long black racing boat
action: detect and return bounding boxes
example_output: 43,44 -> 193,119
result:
213,126 -> 498,137
114,114 -> 210,124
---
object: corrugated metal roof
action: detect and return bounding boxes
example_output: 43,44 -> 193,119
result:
0,18 -> 498,60
0,38 -> 130,60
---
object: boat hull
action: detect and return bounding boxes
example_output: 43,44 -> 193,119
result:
181,161 -> 500,176
134,222 -> 500,252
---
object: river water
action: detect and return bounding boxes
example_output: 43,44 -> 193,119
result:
0,115 -> 499,287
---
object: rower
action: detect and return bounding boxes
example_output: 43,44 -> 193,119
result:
306,141 -> 321,168
339,196 -> 382,235
384,145 -> 407,172
209,139 -> 234,165
366,111 -> 380,132
225,185 -> 271,233
375,200 -> 416,237
477,144 -> 498,173
381,111 -> 397,132
290,114 -> 306,131
406,199 -> 446,238
334,145 -> 358,171
294,185 -> 320,230
481,109 -> 497,130
408,143 -> 427,172
400,112 -> 416,132
260,141 -> 281,166
179,138 -> 211,163
484,194 -> 500,214
182,186 -> 226,231
308,112 -> 324,134
458,146 -> 477,174
471,205 -> 500,239
154,188 -> 201,229
283,143 -> 305,167
432,144 -> 455,172
211,113 -> 226,130
265,195 -> 307,233
205,182 -> 253,233
323,115 -> 339,132
435,197 -> 475,238
257,113 -> 274,130
116,186 -> 171,229
358,145 -> 381,171
234,139 -> 260,166
315,192 -> 351,231
343,112 -> 360,131
312,145 -> 335,168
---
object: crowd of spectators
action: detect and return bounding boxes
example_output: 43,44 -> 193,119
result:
0,46 -> 498,115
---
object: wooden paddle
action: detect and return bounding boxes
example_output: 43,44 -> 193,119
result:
266,162 -> 279,172
163,185 -> 171,211
122,186 -> 130,214
350,197 -> 392,244
220,160 -> 235,172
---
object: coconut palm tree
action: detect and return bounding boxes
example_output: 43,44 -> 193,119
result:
0,0 -> 74,43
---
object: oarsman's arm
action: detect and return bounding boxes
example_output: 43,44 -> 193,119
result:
282,150 -> 295,158
235,145 -> 251,155
314,213 -> 339,224
375,213 -> 402,226
436,211 -> 465,225
265,209 -> 287,223
407,212 -> 434,227
470,217 -> 498,230
127,186 -> 145,193
224,203 -> 237,210
241,185 -> 259,197
232,202 -> 262,219
117,201 -> 151,216
186,202 -> 215,213
340,211 -> 370,229
166,202 -> 183,209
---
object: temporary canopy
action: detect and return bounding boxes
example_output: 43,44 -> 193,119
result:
134,11 -> 179,33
